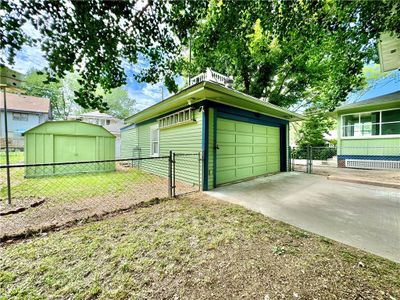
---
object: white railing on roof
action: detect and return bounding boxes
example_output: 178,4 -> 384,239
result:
189,68 -> 233,87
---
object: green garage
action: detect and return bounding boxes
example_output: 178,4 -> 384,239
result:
122,75 -> 302,190
24,121 -> 115,177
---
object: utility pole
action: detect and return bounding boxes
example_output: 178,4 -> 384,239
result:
0,66 -> 25,206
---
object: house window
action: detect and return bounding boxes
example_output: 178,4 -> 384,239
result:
150,125 -> 159,157
158,108 -> 195,129
12,112 -> 28,121
106,120 -> 111,125
341,108 -> 400,137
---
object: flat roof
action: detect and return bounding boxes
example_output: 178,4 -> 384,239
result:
125,81 -> 303,124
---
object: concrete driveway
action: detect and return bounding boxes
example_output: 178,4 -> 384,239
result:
206,172 -> 400,263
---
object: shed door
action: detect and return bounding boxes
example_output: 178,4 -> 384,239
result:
216,118 -> 280,185
54,136 -> 96,174
54,136 -> 96,162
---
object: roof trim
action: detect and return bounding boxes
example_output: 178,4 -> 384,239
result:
125,81 -> 303,124
335,91 -> 400,112
23,120 -> 115,137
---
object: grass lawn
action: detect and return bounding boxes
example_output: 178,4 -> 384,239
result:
1,195 -> 399,299
0,166 -> 161,207
0,152 -> 24,165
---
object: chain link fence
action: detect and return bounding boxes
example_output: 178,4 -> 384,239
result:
0,152 -> 202,240
290,145 -> 400,174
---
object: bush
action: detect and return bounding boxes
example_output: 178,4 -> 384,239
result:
291,146 -> 336,160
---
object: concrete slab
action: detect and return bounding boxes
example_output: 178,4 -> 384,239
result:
206,172 -> 400,263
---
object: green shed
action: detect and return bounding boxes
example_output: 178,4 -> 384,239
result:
24,121 -> 115,177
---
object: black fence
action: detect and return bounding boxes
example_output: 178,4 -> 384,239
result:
0,152 -> 202,208
290,146 -> 400,174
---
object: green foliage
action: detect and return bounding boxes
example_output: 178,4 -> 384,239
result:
3,0 -> 399,112
185,0 -> 400,110
297,111 -> 335,148
24,70 -> 136,119
24,70 -> 80,120
2,0 -> 208,110
97,87 -> 137,119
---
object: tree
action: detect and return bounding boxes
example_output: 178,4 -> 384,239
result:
25,70 -> 136,119
2,0 -> 208,110
92,87 -> 137,119
185,0 -> 399,111
24,70 -> 80,120
296,111 -> 335,148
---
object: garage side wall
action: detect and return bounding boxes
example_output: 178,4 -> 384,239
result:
120,126 -> 138,158
120,109 -> 203,186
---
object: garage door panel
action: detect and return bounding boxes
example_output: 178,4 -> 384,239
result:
237,166 -> 253,178
254,136 -> 267,144
236,134 -> 253,144
219,145 -> 235,155
216,118 -> 281,185
268,145 -> 279,152
253,155 -> 267,164
267,155 -> 279,163
267,163 -> 280,172
236,123 -> 253,133
237,156 -> 253,166
236,146 -> 253,154
218,119 -> 235,131
219,133 -> 235,143
254,165 -> 267,175
268,127 -> 280,136
254,146 -> 267,154
253,125 -> 267,135
219,157 -> 236,168
218,169 -> 236,184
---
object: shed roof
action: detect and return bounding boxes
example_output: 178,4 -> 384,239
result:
125,81 -> 303,124
23,120 -> 115,137
0,93 -> 50,113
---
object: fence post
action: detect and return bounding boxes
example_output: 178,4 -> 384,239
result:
168,150 -> 173,198
309,146 -> 313,174
172,152 -> 176,197
306,145 -> 311,174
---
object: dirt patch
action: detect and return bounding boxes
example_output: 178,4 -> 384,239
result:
0,198 -> 46,216
0,179 -> 194,241
1,193 -> 399,299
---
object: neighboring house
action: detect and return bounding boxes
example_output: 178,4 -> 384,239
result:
121,70 -> 302,191
69,111 -> 124,157
0,93 -> 50,149
334,91 -> 400,169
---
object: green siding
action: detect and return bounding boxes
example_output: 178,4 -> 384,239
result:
160,110 -> 202,185
120,109 -> 203,187
339,138 -> 400,155
24,121 -> 115,177
120,127 -> 138,158
337,113 -> 400,156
